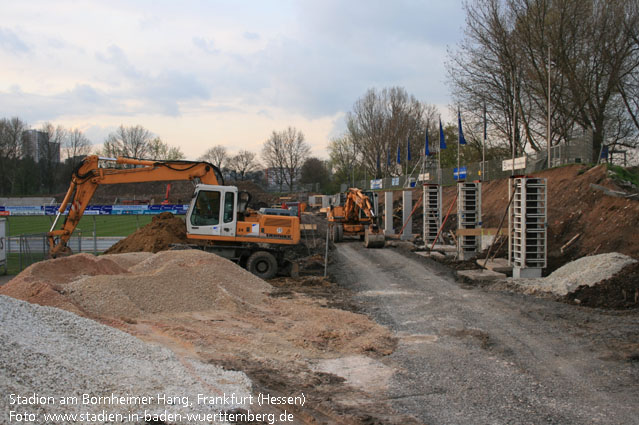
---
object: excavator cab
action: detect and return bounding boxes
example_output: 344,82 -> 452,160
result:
187,185 -> 238,237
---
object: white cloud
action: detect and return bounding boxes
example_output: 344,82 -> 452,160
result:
0,0 -> 465,159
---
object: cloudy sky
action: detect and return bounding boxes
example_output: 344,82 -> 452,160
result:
0,1 -> 465,159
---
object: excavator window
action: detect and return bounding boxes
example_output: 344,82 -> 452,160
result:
223,192 -> 235,223
191,190 -> 221,226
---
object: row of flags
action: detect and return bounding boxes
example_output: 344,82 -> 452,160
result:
380,111 -> 467,167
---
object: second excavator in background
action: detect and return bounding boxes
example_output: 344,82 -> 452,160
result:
327,187 -> 385,248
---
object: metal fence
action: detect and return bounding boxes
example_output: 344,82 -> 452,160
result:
347,137 -> 594,191
4,230 -> 124,273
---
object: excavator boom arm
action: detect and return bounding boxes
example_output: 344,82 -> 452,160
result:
344,188 -> 376,222
48,155 -> 223,256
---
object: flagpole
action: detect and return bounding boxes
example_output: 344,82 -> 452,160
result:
438,117 -> 442,185
422,129 -> 426,181
405,139 -> 408,179
457,107 -> 461,182
482,103 -> 486,181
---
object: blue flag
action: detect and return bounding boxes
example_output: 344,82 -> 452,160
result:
407,138 -> 411,162
439,118 -> 446,150
425,128 -> 430,156
600,145 -> 609,159
458,110 -> 467,145
397,144 -> 401,164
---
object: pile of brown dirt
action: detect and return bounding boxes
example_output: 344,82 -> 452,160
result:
0,253 -> 132,316
564,261 -> 639,309
105,212 -> 189,254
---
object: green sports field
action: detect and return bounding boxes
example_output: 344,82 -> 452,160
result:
3,215 -> 161,237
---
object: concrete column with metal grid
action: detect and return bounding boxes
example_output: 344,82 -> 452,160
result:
509,177 -> 547,278
423,184 -> 442,246
384,191 -> 394,235
401,190 -> 413,240
457,182 -> 481,260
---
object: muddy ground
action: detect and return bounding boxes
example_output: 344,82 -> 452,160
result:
332,241 -> 639,424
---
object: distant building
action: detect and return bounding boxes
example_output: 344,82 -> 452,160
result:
21,129 -> 61,163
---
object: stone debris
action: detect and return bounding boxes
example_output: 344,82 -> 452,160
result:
0,295 -> 252,424
515,252 -> 637,296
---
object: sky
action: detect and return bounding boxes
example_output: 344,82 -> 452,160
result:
0,0 -> 465,160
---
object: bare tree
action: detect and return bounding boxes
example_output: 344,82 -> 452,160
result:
262,131 -> 286,191
447,0 -> 527,155
147,137 -> 185,160
102,125 -> 153,159
328,135 -> 360,186
228,150 -> 260,181
0,117 -> 27,194
346,87 -> 436,177
65,128 -> 92,168
39,122 -> 65,193
262,127 -> 310,192
448,0 -> 639,161
198,145 -> 228,170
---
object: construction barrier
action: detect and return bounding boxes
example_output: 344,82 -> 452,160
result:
0,204 -> 189,216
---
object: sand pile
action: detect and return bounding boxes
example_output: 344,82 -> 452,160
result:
105,212 -> 189,254
1,250 -> 392,361
517,253 -> 637,296
1,250 -> 270,319
0,295 -> 252,424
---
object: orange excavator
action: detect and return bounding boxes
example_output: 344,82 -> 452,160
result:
327,188 -> 385,248
48,155 -> 300,279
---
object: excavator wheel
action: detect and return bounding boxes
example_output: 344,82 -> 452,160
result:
246,250 -> 278,280
364,227 -> 385,248
332,224 -> 343,243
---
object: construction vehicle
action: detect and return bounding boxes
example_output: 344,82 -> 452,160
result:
48,155 -> 300,279
161,183 -> 172,205
327,188 -> 385,248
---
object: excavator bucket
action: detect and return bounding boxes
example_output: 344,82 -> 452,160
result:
364,226 -> 385,248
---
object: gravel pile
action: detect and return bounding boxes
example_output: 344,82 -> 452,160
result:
517,252 -> 637,296
0,295 -> 252,424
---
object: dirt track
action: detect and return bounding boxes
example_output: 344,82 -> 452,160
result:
332,242 -> 639,424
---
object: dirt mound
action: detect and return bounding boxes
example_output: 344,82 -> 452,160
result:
0,253 -> 132,315
68,250 -> 271,318
105,212 -> 189,254
2,249 -> 392,359
565,261 -> 639,309
1,248 -> 399,423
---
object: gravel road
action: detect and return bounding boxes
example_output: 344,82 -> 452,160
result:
332,242 -> 639,425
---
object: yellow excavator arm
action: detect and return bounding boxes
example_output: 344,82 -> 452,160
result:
48,155 -> 223,256
343,188 -> 377,222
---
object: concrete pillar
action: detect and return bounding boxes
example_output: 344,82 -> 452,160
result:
457,182 -> 481,260
384,191 -> 394,235
423,184 -> 442,246
401,190 -> 413,240
510,177 -> 547,279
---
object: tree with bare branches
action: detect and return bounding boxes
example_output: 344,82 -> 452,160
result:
198,145 -> 228,170
228,150 -> 260,181
64,128 -> 92,168
345,87 -> 438,177
448,0 -> 639,162
262,127 -> 310,192
102,125 -> 153,159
